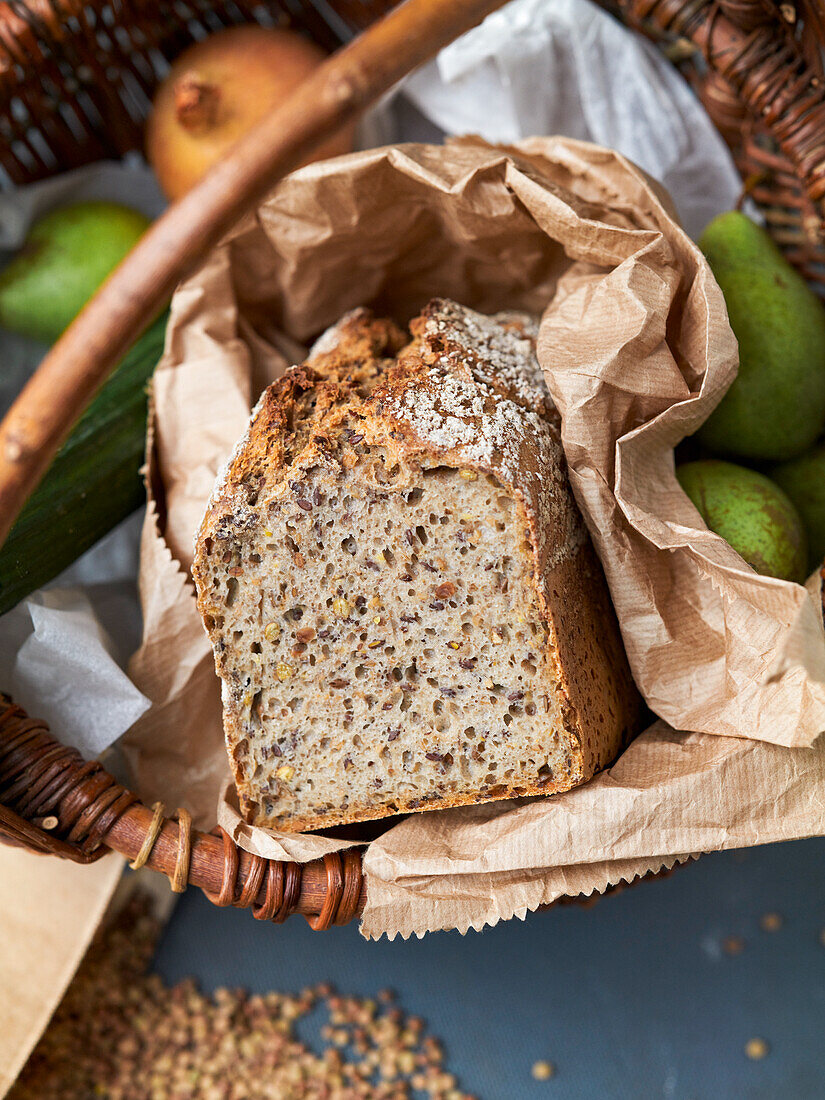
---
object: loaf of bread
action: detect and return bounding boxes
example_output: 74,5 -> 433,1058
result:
193,299 -> 640,832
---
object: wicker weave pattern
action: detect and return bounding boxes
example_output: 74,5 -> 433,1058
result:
612,0 -> 825,286
0,0 -> 391,185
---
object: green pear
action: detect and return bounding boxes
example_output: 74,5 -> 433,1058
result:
698,211 -> 825,462
0,201 -> 150,343
677,459 -> 807,583
772,443 -> 825,572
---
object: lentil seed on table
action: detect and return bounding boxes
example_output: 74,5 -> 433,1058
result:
10,895 -> 476,1100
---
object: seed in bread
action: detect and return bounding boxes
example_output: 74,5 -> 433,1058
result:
193,299 -> 640,832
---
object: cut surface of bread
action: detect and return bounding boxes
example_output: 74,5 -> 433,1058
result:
193,299 -> 640,832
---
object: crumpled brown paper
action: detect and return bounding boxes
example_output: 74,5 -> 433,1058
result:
125,137 -> 825,938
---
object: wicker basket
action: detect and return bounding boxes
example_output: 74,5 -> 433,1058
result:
0,0 -> 823,930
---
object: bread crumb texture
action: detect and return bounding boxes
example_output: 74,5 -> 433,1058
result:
193,299 -> 639,832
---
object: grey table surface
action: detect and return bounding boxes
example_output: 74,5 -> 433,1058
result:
153,836 -> 825,1100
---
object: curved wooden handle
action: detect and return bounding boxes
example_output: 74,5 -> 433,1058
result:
0,697 -> 364,927
0,0 -> 505,549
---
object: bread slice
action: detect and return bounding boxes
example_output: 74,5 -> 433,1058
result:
192,299 -> 640,832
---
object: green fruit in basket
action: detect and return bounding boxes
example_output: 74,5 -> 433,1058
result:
0,201 -> 150,343
676,459 -> 808,583
697,211 -> 825,462
772,443 -> 825,573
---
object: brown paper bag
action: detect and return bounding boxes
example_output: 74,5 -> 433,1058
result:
0,848 -> 124,1097
126,138 -> 825,938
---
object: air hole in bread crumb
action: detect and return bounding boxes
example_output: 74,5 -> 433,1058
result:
225,577 -> 238,607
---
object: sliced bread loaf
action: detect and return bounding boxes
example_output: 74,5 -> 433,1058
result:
192,299 -> 640,832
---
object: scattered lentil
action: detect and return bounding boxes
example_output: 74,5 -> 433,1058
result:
745,1038 -> 769,1061
12,894 -> 476,1100
531,1060 -> 555,1081
722,936 -> 745,956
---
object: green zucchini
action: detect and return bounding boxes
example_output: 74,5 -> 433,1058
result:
0,313 -> 168,616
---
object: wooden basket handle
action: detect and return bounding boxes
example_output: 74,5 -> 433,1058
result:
0,696 -> 363,927
0,0 -> 505,549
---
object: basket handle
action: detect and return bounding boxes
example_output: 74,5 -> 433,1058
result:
0,0 -> 505,549
0,696 -> 363,927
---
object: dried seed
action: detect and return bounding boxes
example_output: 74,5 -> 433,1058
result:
276,765 -> 294,781
296,627 -> 316,643
332,597 -> 351,618
745,1038 -> 769,1060
264,622 -> 281,642
722,936 -> 745,956
459,469 -> 478,480
531,1060 -> 555,1080
275,662 -> 293,681
435,582 -> 456,600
